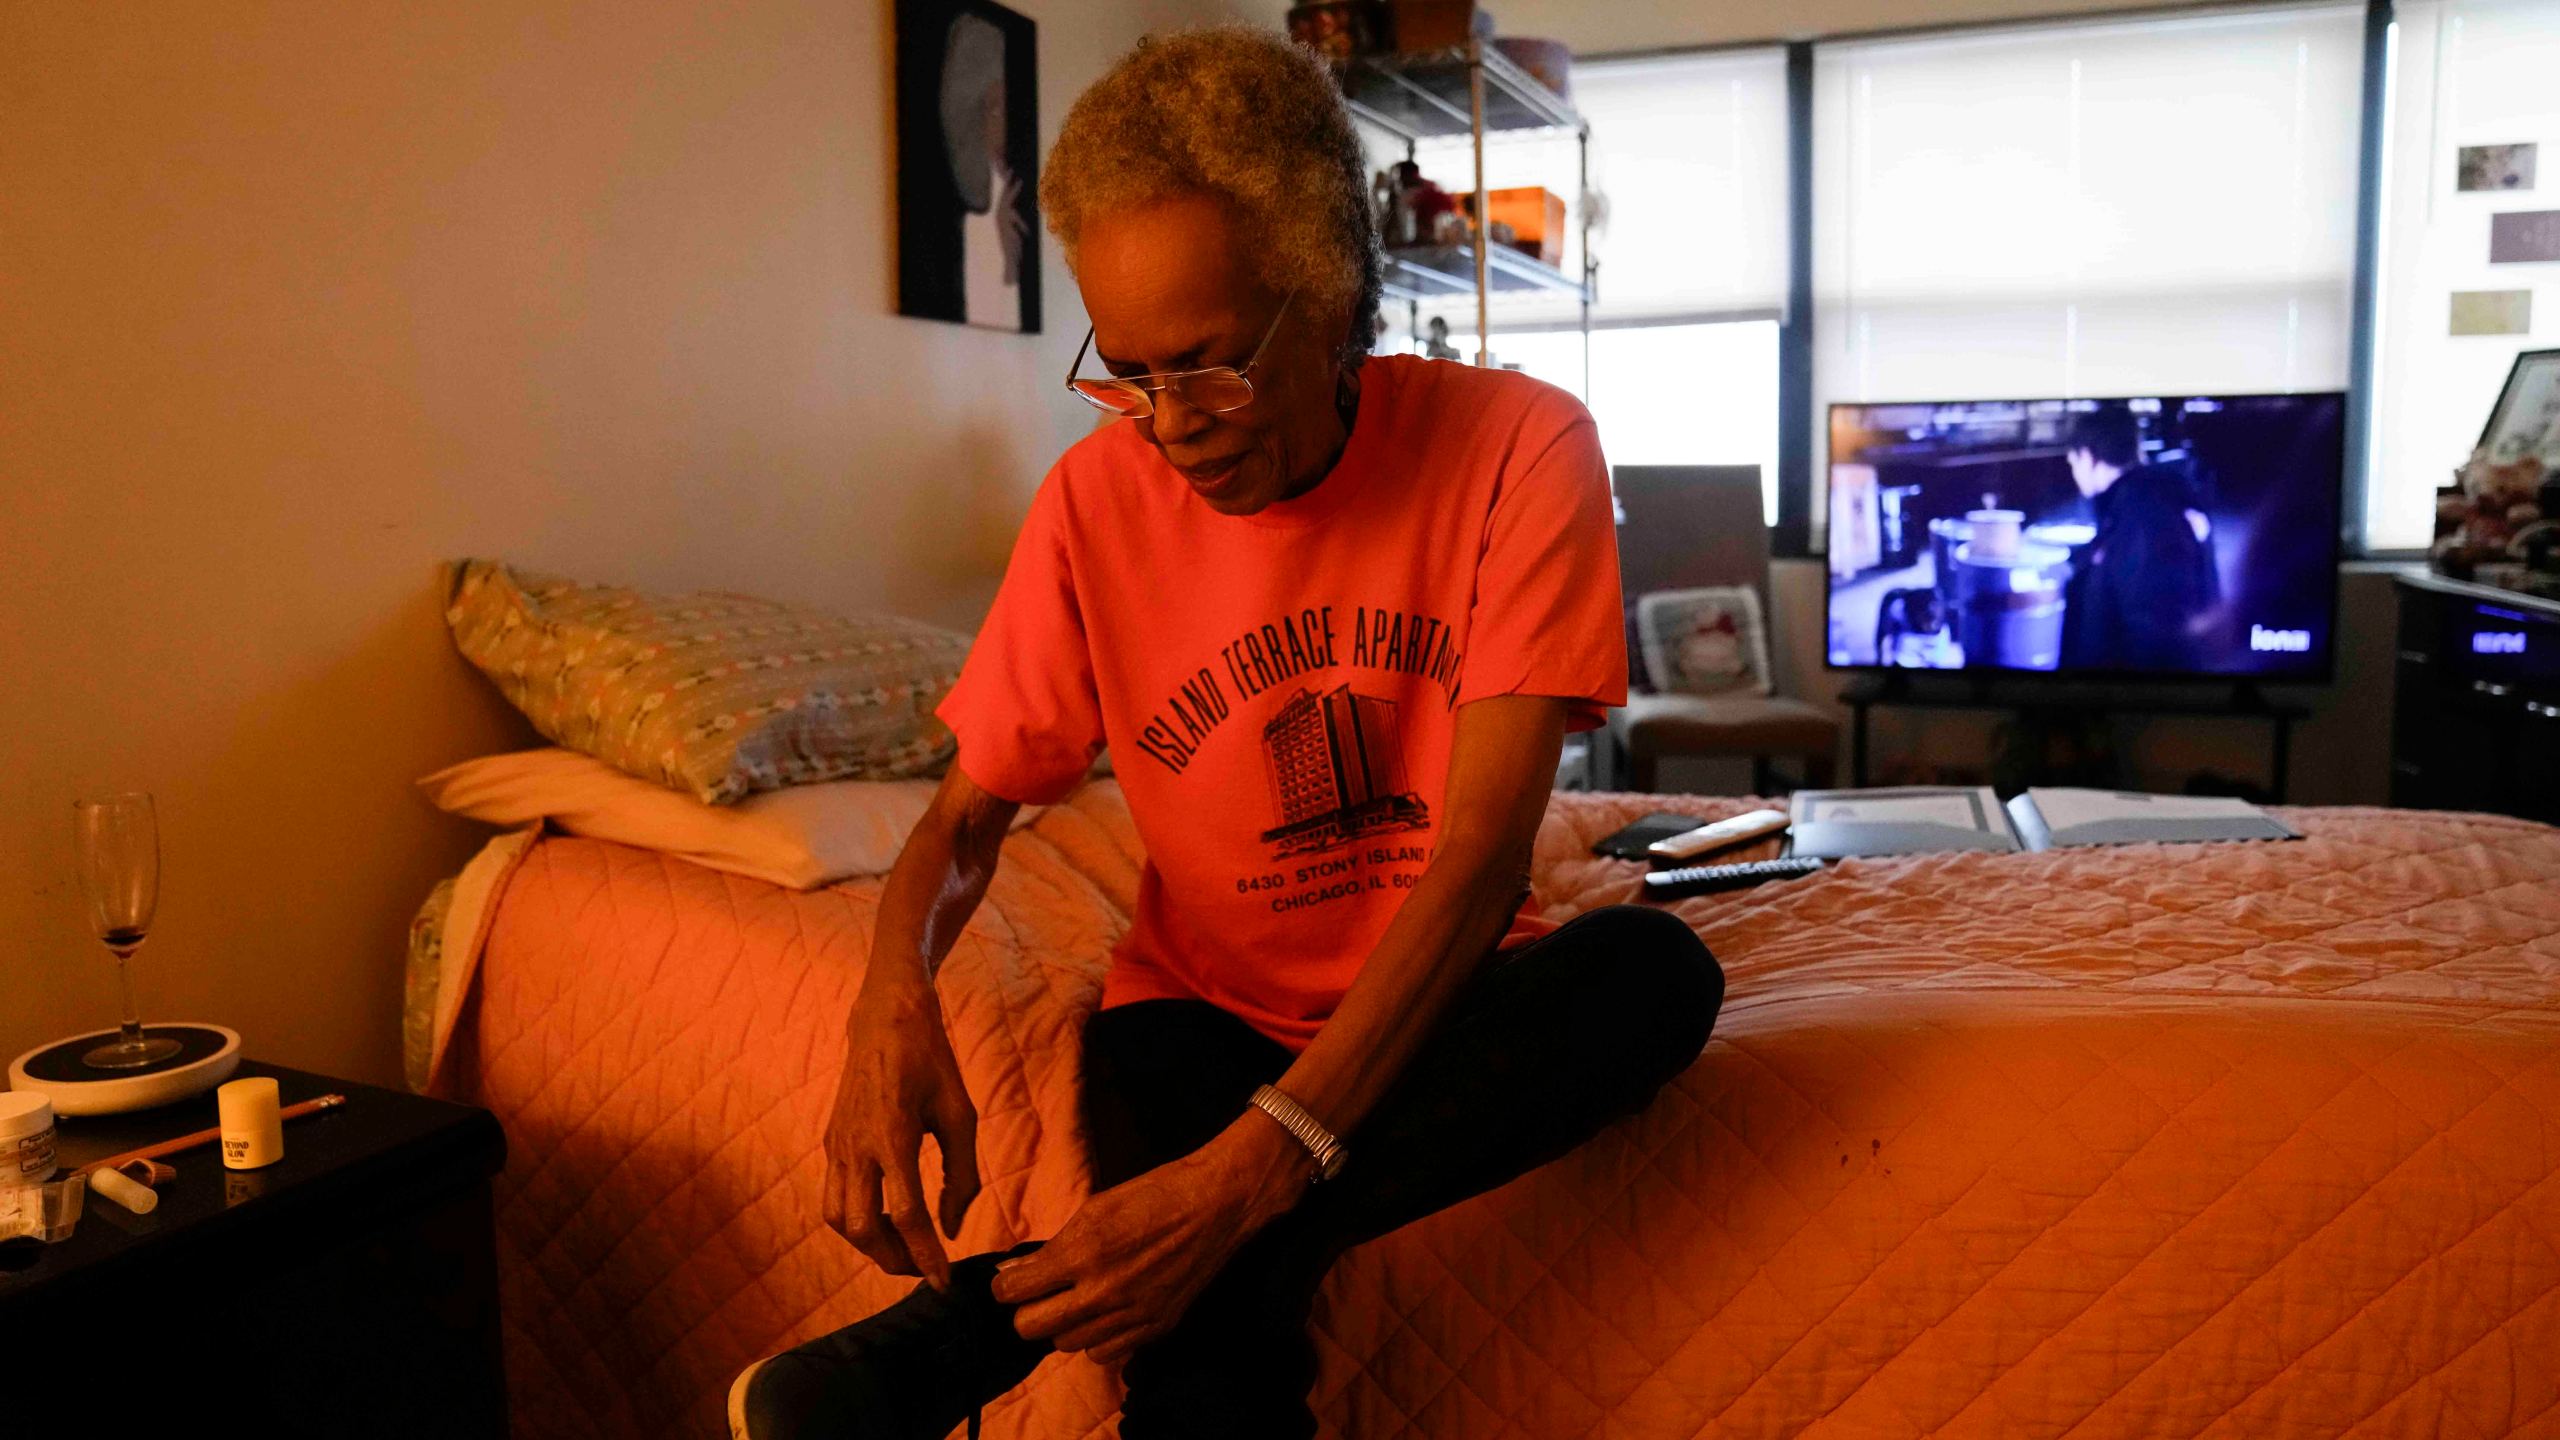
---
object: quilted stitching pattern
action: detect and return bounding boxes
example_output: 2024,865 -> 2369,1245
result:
451,788 -> 2560,1438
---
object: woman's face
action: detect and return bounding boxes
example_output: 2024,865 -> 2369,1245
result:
1075,192 -> 1350,517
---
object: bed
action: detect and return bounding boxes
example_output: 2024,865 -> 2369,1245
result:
414,783 -> 2560,1438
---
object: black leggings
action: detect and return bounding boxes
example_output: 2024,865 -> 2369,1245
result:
1015,904 -> 1719,1438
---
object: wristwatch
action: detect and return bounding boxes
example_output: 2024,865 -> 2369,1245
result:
1248,1084 -> 1348,1182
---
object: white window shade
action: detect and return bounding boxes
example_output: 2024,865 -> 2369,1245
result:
1387,48 -> 1791,517
1447,321 -> 1783,515
2368,0 -> 2560,550
1401,48 -> 1787,330
1813,5 -> 2365,452
1579,49 -> 1788,323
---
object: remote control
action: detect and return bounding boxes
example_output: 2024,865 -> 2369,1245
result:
1647,808 -> 1790,861
1642,855 -> 1825,900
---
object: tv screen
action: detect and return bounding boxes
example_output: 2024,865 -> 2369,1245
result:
1824,393 -> 2344,679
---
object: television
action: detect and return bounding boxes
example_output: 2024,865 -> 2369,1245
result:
1824,392 -> 2345,681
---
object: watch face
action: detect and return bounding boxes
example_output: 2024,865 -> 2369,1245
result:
1319,1148 -> 1348,1182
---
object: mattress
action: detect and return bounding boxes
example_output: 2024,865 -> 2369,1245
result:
427,782 -> 2560,1438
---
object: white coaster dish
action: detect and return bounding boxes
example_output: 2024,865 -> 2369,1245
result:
9,1025 -> 243,1116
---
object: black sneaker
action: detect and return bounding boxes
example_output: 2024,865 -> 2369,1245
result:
729,1244 -> 1048,1440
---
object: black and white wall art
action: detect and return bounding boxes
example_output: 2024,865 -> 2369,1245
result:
895,0 -> 1039,332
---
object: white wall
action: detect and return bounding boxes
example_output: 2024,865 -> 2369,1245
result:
0,0 -> 1237,1085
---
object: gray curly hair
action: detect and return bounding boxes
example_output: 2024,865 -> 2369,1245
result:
1040,25 -> 1384,371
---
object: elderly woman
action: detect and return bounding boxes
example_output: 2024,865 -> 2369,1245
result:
733,27 -> 1721,1440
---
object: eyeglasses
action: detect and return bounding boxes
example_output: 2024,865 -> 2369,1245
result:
1064,291 -> 1296,418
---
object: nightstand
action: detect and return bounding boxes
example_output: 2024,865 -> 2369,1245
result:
2,1060 -> 508,1437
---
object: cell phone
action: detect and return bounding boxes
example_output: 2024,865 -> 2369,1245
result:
1590,812 -> 1713,861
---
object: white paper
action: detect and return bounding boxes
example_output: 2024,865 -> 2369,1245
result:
2025,788 -> 2268,832
1798,791 -> 1991,829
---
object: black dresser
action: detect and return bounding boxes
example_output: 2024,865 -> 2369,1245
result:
2393,571 -> 2560,821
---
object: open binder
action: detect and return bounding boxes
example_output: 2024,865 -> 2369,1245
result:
1786,786 -> 2300,860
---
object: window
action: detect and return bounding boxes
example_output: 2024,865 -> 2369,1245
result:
1569,49 -> 1790,327
1811,5 -> 2368,539
2369,0 -> 2560,550
1386,49 -> 1789,515
1448,322 -> 1781,493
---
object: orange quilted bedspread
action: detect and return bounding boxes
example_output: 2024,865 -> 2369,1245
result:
445,784 -> 2560,1438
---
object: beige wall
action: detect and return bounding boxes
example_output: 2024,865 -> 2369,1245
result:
1497,0 -> 2232,53
0,0 -> 1237,1086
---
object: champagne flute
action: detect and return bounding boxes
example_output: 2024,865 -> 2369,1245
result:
74,793 -> 182,1070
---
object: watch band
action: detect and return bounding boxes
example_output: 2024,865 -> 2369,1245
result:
1249,1084 -> 1348,1183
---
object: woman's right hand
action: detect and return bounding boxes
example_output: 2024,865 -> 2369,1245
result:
822,965 -> 980,1291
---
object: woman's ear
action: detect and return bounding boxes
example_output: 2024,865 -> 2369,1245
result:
1328,298 -> 1365,369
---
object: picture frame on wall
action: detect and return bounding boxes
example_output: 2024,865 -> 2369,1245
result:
2458,142 -> 2538,193
2478,348 -> 2560,467
894,0 -> 1040,332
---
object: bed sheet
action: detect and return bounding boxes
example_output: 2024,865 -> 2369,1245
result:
437,784 -> 2560,1437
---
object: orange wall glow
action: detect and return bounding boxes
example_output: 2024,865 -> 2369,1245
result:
0,0 -> 1236,1083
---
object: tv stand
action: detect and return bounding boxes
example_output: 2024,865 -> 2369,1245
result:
1839,674 -> 2308,799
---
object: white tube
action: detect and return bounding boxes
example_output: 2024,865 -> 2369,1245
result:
87,1166 -> 158,1215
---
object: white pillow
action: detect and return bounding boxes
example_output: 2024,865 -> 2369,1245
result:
1635,586 -> 1774,698
417,748 -> 1038,890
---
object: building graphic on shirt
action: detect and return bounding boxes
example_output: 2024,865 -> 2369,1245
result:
1258,683 -> 1429,857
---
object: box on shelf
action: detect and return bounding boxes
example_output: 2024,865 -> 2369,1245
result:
1482,187 -> 1567,264
1389,0 -> 1489,53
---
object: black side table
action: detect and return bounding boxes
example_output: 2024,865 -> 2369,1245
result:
3,1061 -> 507,1438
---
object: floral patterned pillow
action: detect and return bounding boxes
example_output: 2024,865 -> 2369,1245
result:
446,561 -> 967,804
1634,586 -> 1773,698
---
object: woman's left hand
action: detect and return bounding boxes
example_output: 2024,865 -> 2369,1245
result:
991,1117 -> 1309,1365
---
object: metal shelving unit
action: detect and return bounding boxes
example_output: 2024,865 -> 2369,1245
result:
1337,40 -> 1596,386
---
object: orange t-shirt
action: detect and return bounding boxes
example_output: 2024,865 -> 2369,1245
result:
935,354 -> 1626,1049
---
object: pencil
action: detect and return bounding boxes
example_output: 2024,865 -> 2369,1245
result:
72,1092 -> 346,1179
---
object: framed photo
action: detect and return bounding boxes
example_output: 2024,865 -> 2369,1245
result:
2451,289 -> 2533,336
895,0 -> 1040,332
1635,586 -> 1774,698
2478,348 -> 2560,467
2459,142 -> 2538,193
2489,209 -> 2560,264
